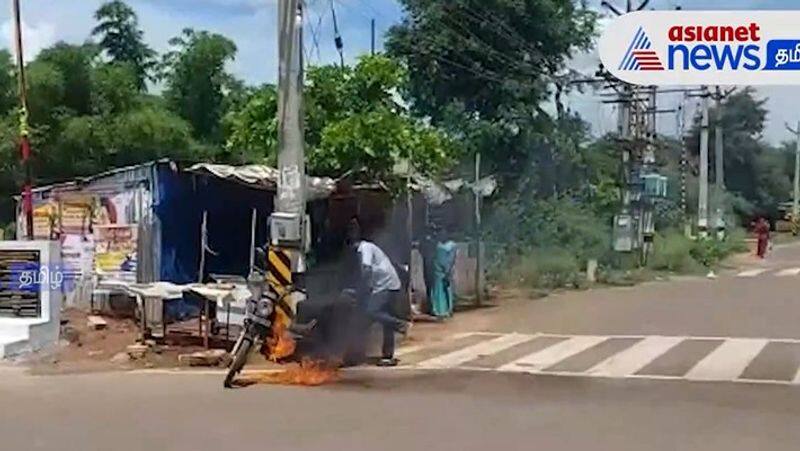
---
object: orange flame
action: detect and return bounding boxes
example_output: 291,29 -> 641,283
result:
250,358 -> 340,386
266,320 -> 297,362
265,307 -> 297,361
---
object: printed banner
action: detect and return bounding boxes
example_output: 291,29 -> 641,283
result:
94,224 -> 138,281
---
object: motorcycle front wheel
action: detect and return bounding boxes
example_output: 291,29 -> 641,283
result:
224,337 -> 253,388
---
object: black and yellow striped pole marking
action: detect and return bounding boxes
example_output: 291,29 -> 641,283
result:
267,247 -> 292,289
267,247 -> 296,320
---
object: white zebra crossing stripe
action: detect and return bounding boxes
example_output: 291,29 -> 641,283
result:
737,268 -> 768,277
395,332 -> 800,386
498,335 -> 607,373
587,336 -> 684,377
685,338 -> 769,381
416,333 -> 535,369
396,344 -> 425,357
776,267 -> 800,277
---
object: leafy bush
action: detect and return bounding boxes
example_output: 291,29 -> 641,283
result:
648,231 -> 703,273
689,229 -> 748,267
690,239 -> 725,267
2,221 -> 14,240
503,247 -> 581,290
486,197 -> 611,271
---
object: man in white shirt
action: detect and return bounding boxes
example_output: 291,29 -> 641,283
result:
348,221 -> 409,366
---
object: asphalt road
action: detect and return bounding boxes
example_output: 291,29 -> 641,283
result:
2,368 -> 800,451
4,243 -> 800,451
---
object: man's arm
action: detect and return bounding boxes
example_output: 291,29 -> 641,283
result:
355,246 -> 374,303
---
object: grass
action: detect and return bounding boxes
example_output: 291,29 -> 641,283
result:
499,228 -> 750,293
647,231 -> 705,273
502,247 -> 581,290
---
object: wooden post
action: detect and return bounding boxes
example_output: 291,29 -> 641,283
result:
12,0 -> 33,240
198,211 -> 208,283
139,295 -> 147,343
474,152 -> 482,306
203,298 -> 210,349
198,211 -> 209,348
406,159 -> 414,317
249,208 -> 257,273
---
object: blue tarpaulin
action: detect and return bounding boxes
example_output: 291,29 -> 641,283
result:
155,165 -> 273,284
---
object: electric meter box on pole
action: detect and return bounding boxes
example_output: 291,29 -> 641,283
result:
599,10 -> 800,86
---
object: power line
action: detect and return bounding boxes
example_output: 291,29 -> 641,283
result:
329,0 -> 344,67
415,45 -> 547,95
455,2 -> 549,70
436,6 -> 548,79
306,3 -> 326,63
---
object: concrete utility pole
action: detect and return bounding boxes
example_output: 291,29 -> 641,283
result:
677,96 -> 690,236
698,88 -> 710,238
710,86 -> 735,240
271,0 -> 308,275
713,87 -> 725,239
619,87 -> 632,212
277,0 -> 305,217
786,122 -> 800,235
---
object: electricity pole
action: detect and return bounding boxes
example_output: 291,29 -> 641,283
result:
371,19 -> 376,55
677,96 -> 691,236
277,0 -> 305,217
713,87 -> 724,239
271,0 -> 308,281
786,121 -> 800,235
12,0 -> 32,240
711,86 -> 734,240
329,0 -> 344,67
698,88 -> 710,238
601,0 -> 652,259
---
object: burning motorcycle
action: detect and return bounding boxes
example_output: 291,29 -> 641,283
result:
224,249 -> 308,388
224,246 -> 367,388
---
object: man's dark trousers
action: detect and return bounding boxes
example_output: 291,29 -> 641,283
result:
363,290 -> 404,359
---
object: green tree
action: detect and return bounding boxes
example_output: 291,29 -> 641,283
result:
222,84 -> 278,164
687,88 -> 790,220
224,55 -> 456,179
37,42 -> 98,116
162,28 -> 238,143
25,61 -> 66,125
386,0 -> 597,192
91,63 -> 139,115
0,50 -> 17,117
313,109 -> 453,179
92,0 -> 156,90
107,106 -> 196,165
0,116 -> 22,225
386,0 -> 596,121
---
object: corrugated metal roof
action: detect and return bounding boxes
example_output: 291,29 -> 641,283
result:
187,163 -> 337,200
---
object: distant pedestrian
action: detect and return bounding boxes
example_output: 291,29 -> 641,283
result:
755,217 -> 770,259
430,232 -> 457,319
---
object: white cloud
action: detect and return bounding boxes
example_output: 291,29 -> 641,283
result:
0,19 -> 56,62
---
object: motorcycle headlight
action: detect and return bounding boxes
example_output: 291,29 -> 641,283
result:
256,299 -> 273,318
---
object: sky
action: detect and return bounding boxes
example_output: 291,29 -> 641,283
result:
2,0 -> 800,144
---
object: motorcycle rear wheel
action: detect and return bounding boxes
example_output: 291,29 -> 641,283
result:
224,337 -> 252,388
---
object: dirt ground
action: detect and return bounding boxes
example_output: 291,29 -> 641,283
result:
15,295 -> 503,375
18,308 -> 232,375
12,241 -> 765,376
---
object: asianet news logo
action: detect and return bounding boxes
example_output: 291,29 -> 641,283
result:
620,22 -> 800,72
